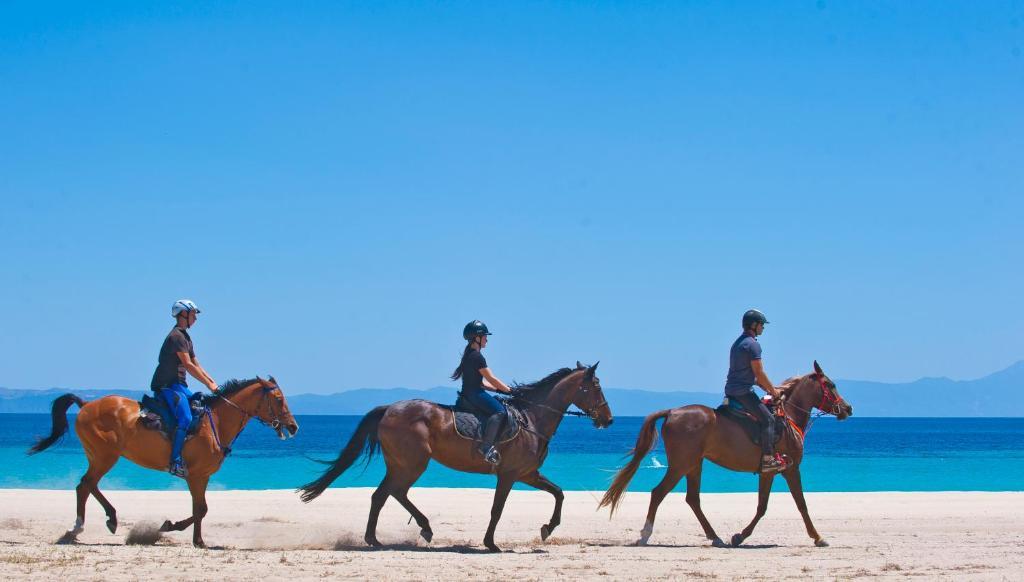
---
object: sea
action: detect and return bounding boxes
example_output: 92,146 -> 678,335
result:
2,415 -> 1022,492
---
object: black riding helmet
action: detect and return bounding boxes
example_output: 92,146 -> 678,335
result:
463,320 -> 492,341
742,309 -> 769,329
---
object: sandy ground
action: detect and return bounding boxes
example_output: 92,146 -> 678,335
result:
0,488 -> 1021,580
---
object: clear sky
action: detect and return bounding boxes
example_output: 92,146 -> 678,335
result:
2,2 -> 1021,394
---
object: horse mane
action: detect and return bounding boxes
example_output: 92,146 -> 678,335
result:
216,378 -> 261,398
508,368 -> 576,401
777,375 -> 806,396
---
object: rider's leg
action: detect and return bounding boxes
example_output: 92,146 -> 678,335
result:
735,391 -> 776,464
161,384 -> 193,473
468,391 -> 506,463
481,412 -> 506,449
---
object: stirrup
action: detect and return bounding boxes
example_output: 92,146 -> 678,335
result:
169,461 -> 188,478
760,454 -> 787,474
482,446 -> 501,466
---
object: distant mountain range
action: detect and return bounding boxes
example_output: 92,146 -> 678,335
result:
2,361 -> 1020,417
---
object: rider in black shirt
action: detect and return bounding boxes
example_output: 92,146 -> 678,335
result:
452,320 -> 512,465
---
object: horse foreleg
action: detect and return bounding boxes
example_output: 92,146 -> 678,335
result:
482,476 -> 514,552
684,464 -> 724,547
732,472 -> 775,547
520,472 -> 563,541
782,467 -> 827,547
187,476 -> 210,548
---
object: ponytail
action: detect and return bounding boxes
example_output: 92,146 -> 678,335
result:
450,341 -> 474,380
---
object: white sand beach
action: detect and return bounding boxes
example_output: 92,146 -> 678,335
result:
0,489 -> 1021,580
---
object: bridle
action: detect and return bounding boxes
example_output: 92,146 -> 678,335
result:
215,384 -> 286,429
781,374 -> 847,434
208,383 -> 287,457
507,372 -> 607,422
814,374 -> 845,416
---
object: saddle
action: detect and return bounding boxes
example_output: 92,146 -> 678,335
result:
715,396 -> 787,447
448,394 -> 522,444
138,391 -> 208,442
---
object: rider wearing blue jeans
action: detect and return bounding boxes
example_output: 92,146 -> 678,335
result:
725,309 -> 786,473
452,320 -> 512,465
150,299 -> 219,478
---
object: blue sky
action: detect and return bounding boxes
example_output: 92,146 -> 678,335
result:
2,2 -> 1022,394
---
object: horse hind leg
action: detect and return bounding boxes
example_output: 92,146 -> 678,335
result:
364,475 -> 392,547
386,454 -> 432,543
91,483 -> 119,534
62,453 -> 119,542
684,463 -> 725,547
638,464 -> 685,545
391,486 -> 432,543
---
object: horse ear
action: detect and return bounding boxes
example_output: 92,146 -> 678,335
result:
813,360 -> 823,376
590,361 -> 600,374
268,375 -> 277,385
256,375 -> 264,382
576,361 -> 585,370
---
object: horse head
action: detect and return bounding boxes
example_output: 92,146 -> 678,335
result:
572,361 -> 614,428
228,376 -> 300,439
787,361 -> 852,420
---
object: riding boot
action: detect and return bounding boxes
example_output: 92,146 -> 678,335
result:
760,421 -> 786,473
169,427 -> 188,477
478,413 -> 504,465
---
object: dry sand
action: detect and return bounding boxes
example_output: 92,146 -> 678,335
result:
0,488 -> 1021,580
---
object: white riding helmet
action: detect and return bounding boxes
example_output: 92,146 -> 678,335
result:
171,299 -> 201,318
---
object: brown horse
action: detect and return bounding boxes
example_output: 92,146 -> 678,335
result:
599,361 -> 852,548
28,377 -> 299,547
298,362 -> 613,552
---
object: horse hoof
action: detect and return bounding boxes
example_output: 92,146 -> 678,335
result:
540,525 -> 552,541
711,537 -> 728,548
57,530 -> 81,545
159,520 -> 173,533
731,533 -> 745,547
484,541 -> 501,553
420,528 -> 433,543
365,535 -> 381,547
193,541 -> 206,549
106,519 -> 117,534
815,538 -> 829,547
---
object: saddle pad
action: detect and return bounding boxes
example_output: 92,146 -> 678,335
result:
139,393 -> 206,440
715,403 -> 785,447
449,408 -> 520,444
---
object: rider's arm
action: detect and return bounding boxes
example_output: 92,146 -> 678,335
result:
177,352 -> 218,392
480,368 -> 512,394
750,359 -> 779,398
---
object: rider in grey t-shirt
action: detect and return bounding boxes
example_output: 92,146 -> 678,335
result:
725,309 -> 785,473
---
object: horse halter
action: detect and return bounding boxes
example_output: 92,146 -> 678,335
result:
815,374 -> 844,416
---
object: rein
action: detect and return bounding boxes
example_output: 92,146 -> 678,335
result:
207,386 -> 284,458
499,373 -> 607,442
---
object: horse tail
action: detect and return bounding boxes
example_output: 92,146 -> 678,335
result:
27,393 -> 86,455
599,408 -> 670,515
297,405 -> 388,503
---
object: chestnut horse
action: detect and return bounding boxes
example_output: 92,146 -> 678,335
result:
600,361 -> 852,548
28,377 -> 299,547
299,363 -> 613,552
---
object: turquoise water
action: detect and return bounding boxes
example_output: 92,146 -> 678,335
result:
3,415 -> 1022,492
